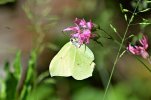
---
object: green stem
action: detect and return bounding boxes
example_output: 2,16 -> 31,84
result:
135,56 -> 151,72
102,1 -> 141,100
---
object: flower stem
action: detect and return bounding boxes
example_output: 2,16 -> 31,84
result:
102,1 -> 141,100
135,56 -> 151,72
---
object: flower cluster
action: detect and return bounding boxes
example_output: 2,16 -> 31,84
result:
127,34 -> 149,59
63,18 -> 96,46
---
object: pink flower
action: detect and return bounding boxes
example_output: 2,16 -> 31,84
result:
127,35 -> 149,59
74,18 -> 93,30
63,18 -> 94,45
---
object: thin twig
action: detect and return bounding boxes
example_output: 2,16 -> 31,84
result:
102,0 -> 141,100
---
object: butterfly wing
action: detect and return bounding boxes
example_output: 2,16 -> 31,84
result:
72,44 -> 95,80
49,42 -> 75,77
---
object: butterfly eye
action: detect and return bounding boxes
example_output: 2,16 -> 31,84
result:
70,38 -> 77,43
70,38 -> 74,42
70,38 -> 81,48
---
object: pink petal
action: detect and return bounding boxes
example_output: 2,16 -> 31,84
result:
80,19 -> 87,27
127,44 -> 142,55
127,44 -> 136,54
87,20 -> 93,30
63,26 -> 79,32
139,36 -> 148,49
71,33 -> 79,38
74,18 -> 87,28
74,18 -> 81,25
140,50 -> 149,59
83,29 -> 91,36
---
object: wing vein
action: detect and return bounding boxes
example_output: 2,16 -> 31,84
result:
72,46 -> 77,75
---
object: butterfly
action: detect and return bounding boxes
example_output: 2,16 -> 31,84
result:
49,41 -> 95,80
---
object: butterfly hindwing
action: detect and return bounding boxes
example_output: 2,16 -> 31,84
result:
72,44 -> 95,80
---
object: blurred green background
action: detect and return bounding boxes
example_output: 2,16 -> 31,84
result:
0,0 -> 151,100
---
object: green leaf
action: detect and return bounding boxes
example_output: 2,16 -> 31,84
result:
140,8 -> 151,12
4,61 -> 10,74
131,34 -> 143,45
49,42 -> 95,80
13,51 -> 22,80
0,61 -> 10,99
120,4 -> 123,12
139,22 -> 151,25
125,34 -> 134,40
0,78 -> 6,99
120,4 -> 129,13
129,15 -> 134,23
146,1 -> 151,3
5,74 -> 18,100
20,85 -> 30,100
26,50 -> 37,83
131,37 -> 137,45
140,18 -> 151,29
138,34 -> 143,40
21,50 -> 37,100
119,50 -> 126,58
110,24 -> 117,33
37,71 -> 55,84
0,0 -> 15,5
123,9 -> 129,12
2,61 -> 18,100
124,14 -> 127,21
